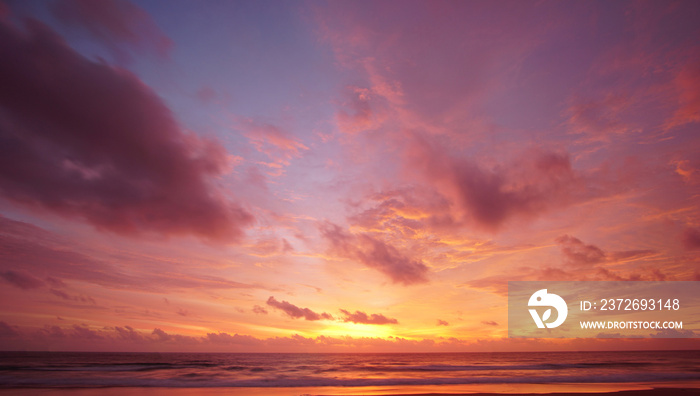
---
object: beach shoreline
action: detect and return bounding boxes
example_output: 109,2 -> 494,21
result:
1,382 -> 700,396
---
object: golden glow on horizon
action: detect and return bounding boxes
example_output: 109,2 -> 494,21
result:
320,323 -> 397,339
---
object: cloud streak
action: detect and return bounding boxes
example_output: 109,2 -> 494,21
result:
238,118 -> 308,165
340,309 -> 398,325
0,216 -> 258,292
266,297 -> 333,321
0,270 -> 45,290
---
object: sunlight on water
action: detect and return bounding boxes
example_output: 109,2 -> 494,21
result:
0,350 -> 698,393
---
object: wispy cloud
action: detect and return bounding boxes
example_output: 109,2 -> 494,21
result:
237,118 -> 308,166
321,222 -> 429,285
0,216 -> 258,292
0,270 -> 45,290
556,235 -> 606,266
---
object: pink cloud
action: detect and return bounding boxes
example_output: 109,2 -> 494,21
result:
71,324 -> 103,340
247,237 -> 294,257
464,237 -> 665,296
682,227 -> 700,250
340,309 -> 398,325
557,235 -> 656,267
114,325 -> 144,342
2,320 -> 698,352
252,305 -> 268,315
672,159 -> 699,184
406,139 -> 580,231
316,2 -> 548,121
0,321 -> 19,337
336,86 -> 387,134
0,18 -> 252,242
321,222 -> 429,285
266,296 -> 333,321
237,118 -> 308,165
152,328 -> 199,345
556,235 -> 606,266
348,188 -> 449,232
0,216 -> 257,292
665,64 -> 700,129
565,94 -> 637,141
0,270 -> 45,289
51,0 -> 172,62
46,277 -> 67,288
49,289 -> 96,305
38,325 -> 67,339
206,332 -> 264,346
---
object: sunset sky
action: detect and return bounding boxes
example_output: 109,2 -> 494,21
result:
0,0 -> 698,352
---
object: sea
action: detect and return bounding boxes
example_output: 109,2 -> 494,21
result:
0,350 -> 699,393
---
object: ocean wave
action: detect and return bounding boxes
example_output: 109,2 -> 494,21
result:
1,371 -> 699,388
1,351 -> 697,389
302,361 -> 654,373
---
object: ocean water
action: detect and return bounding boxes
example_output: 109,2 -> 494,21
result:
0,350 -> 698,389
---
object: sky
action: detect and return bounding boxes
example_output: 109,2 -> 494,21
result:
0,0 -> 698,352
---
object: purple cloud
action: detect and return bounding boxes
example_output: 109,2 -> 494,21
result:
321,222 -> 429,285
0,270 -> 45,289
51,0 -> 172,62
266,296 -> 333,321
682,227 -> 700,250
0,18 -> 252,242
556,235 -> 606,266
252,305 -> 268,315
340,309 -> 398,325
406,138 -> 581,231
